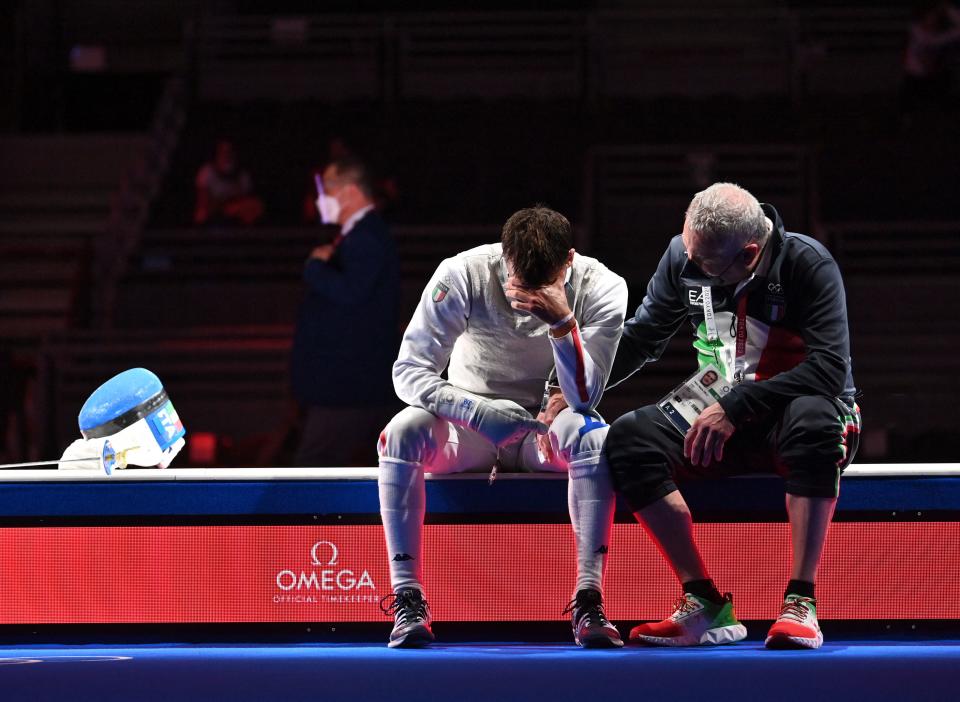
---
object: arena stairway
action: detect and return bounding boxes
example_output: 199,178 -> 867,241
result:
0,134 -> 147,352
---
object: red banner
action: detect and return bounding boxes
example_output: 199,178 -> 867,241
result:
0,523 -> 956,623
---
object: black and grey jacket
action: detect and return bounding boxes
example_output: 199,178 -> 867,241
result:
609,204 -> 857,427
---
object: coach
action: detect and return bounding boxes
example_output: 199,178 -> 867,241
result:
605,182 -> 860,650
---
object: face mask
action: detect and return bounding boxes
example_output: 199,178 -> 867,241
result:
317,193 -> 341,224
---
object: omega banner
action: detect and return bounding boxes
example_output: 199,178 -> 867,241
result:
0,523 -> 956,624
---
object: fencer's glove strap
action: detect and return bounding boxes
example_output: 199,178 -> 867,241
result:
428,386 -> 547,447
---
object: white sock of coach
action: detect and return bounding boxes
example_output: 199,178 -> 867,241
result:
568,459 -> 615,595
378,459 -> 426,594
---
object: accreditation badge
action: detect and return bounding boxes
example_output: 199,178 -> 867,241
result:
657,364 -> 733,435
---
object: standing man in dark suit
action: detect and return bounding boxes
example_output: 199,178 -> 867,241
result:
291,155 -> 400,466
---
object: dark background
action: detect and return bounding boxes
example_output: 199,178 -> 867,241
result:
1,0 -> 956,466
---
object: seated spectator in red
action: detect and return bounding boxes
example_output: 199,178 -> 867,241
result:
194,139 -> 265,226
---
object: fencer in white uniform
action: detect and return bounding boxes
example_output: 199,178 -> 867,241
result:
377,206 -> 628,648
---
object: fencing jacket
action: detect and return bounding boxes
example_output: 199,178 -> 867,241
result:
394,244 -> 628,413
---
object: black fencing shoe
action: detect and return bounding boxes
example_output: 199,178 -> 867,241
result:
380,588 -> 435,648
563,588 -> 623,648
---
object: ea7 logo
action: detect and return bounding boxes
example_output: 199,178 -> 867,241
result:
688,289 -> 704,306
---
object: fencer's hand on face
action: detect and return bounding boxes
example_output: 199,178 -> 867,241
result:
684,403 -> 736,467
536,390 -> 568,462
310,244 -> 335,263
505,269 -> 571,326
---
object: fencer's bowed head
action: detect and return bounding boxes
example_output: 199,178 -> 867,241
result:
78,368 -> 186,471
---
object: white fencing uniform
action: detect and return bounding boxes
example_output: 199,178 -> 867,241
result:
378,243 -> 627,595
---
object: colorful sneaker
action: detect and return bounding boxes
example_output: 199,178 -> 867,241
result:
563,588 -> 624,648
765,595 -> 823,649
629,592 -> 747,646
380,588 -> 435,648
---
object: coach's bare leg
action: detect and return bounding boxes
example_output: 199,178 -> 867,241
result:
786,495 -> 837,583
635,490 -> 710,584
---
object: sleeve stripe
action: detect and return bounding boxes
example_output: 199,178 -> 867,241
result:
571,324 -> 589,403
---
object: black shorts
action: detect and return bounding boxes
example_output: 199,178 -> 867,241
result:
604,395 -> 861,512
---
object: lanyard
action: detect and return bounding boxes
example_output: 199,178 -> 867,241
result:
701,286 -> 749,383
702,286 -> 720,342
734,295 -> 748,382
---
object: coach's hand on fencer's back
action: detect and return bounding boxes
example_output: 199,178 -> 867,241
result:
428,386 -> 547,447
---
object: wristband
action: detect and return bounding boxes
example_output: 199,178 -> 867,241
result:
550,311 -> 575,330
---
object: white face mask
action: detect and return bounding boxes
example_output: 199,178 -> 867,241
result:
317,192 -> 341,224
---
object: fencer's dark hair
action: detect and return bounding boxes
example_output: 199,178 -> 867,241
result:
329,155 -> 374,198
501,205 -> 572,287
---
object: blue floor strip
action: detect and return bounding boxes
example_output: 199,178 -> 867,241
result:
1,641 -> 958,702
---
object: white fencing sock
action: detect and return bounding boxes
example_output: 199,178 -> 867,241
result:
378,459 -> 426,593
568,458 -> 615,595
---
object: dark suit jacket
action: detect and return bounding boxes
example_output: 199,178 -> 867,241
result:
291,210 -> 400,407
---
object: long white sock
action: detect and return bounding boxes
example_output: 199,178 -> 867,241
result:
568,458 -> 615,595
378,459 -> 426,593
